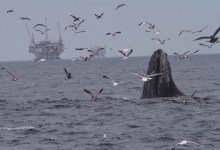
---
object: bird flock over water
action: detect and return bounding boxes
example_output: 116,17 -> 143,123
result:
3,3 -> 220,60
2,3 -> 220,99
1,3 -> 220,149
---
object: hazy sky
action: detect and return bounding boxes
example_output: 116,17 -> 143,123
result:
1,0 -> 220,61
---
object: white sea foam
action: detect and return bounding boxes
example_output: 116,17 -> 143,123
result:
0,126 -> 35,131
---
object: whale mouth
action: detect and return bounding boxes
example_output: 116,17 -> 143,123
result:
155,49 -> 169,95
148,49 -> 168,76
143,49 -> 167,97
141,49 -> 184,98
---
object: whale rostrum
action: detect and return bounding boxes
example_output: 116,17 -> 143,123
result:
141,49 -> 184,98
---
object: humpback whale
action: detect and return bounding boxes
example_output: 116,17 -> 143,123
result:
141,49 -> 184,99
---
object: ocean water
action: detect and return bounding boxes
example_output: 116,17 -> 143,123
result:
0,55 -> 220,150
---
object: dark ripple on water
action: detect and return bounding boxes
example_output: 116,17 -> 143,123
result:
0,57 -> 220,149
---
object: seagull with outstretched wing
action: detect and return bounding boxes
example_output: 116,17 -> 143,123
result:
115,4 -> 127,10
102,75 -> 132,86
84,88 -> 103,101
118,49 -> 133,59
20,17 -> 31,20
151,38 -> 170,44
179,29 -> 192,36
173,50 -> 199,59
194,27 -> 220,43
170,140 -> 206,150
70,15 -> 80,22
95,13 -> 104,19
192,25 -> 208,34
173,51 -> 190,59
1,67 -> 17,81
33,24 -> 46,29
131,71 -> 163,82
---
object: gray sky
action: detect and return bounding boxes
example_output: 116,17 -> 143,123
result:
1,0 -> 220,61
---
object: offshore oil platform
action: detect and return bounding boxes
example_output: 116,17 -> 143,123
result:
25,19 -> 64,61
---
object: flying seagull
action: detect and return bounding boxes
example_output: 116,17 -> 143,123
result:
74,30 -> 86,35
77,19 -> 85,26
117,48 -> 131,53
131,71 -> 164,82
34,58 -> 46,62
170,140 -> 206,150
194,27 -> 220,43
19,17 -> 31,20
1,67 -> 17,81
115,4 -> 127,10
64,68 -> 72,80
75,47 -> 88,51
138,22 -> 155,29
199,40 -> 220,48
173,50 -> 199,59
153,30 -> 160,35
95,13 -> 104,19
98,47 -> 105,51
173,51 -> 190,59
151,38 -> 170,45
88,47 -> 104,53
6,9 -> 14,13
65,24 -> 78,31
138,22 -> 149,26
118,49 -> 133,59
106,32 -> 112,35
70,15 -> 80,22
138,22 -> 155,30
106,31 -> 121,36
199,43 -> 213,48
84,88 -> 103,101
35,29 -> 44,35
102,75 -> 131,86
192,25 -> 208,34
189,50 -> 200,55
179,29 -> 192,36
33,24 -> 46,29
112,31 -> 122,36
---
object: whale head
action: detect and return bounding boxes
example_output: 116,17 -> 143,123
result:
141,49 -> 184,98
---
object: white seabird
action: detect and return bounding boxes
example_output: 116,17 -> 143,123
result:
131,71 -> 164,82
118,49 -> 133,59
170,140 -> 206,150
102,75 -> 132,86
173,50 -> 199,59
34,58 -> 46,62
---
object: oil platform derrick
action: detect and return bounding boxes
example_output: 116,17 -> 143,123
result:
25,19 -> 64,61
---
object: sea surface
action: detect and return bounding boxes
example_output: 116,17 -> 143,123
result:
0,55 -> 220,150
